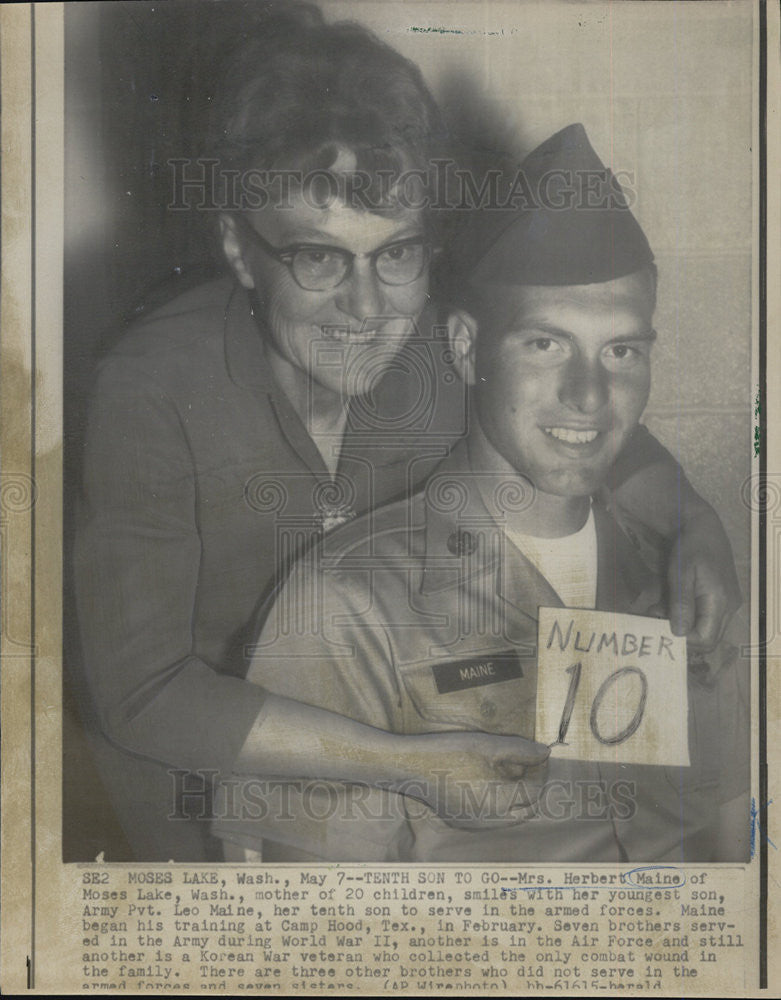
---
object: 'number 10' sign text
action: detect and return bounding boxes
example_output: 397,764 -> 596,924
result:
535,608 -> 690,767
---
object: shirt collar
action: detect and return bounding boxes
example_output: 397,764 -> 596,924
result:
420,437 -> 660,620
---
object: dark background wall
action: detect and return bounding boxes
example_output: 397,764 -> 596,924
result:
64,0 -> 228,859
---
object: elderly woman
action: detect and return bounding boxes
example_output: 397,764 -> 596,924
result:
74,2 -> 739,861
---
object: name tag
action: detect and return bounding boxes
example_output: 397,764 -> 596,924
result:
431,651 -> 523,694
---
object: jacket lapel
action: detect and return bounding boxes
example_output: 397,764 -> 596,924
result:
496,537 -> 565,623
419,440 -> 562,626
223,282 -> 334,477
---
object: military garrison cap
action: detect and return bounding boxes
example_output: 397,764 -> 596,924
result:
453,123 -> 654,291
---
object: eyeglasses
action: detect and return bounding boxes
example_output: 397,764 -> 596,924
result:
240,219 -> 434,292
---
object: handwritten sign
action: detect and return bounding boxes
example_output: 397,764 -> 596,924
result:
535,608 -> 689,767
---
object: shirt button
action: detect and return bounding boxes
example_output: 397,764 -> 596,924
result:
480,699 -> 497,719
447,529 -> 477,556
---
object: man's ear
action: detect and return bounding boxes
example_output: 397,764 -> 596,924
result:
219,214 -> 256,290
446,309 -> 478,386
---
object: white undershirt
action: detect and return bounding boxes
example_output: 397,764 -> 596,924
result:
505,506 -> 598,609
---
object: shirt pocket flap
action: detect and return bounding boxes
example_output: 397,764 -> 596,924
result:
398,649 -> 537,735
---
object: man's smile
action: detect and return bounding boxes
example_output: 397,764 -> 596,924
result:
321,325 -> 381,344
543,426 -> 601,445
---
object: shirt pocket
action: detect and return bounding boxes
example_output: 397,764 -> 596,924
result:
397,648 -> 537,736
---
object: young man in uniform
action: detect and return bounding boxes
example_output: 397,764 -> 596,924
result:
224,124 -> 749,863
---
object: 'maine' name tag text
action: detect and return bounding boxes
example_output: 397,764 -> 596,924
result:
431,651 -> 523,694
